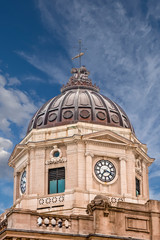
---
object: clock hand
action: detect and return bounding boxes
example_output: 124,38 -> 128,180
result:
103,169 -> 110,173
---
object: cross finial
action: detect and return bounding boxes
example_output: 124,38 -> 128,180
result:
72,39 -> 86,67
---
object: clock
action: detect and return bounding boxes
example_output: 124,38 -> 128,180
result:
20,170 -> 26,194
94,160 -> 116,182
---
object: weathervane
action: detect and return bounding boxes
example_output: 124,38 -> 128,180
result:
72,39 -> 87,67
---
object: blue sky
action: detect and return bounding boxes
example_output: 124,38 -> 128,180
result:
0,0 -> 160,213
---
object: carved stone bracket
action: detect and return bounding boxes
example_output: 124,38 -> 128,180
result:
86,195 -> 110,216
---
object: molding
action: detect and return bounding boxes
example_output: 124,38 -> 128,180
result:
0,228 -> 149,240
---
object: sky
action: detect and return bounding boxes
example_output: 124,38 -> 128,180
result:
0,0 -> 160,213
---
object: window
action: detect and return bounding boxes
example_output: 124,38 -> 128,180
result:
136,178 -> 140,196
48,167 -> 65,194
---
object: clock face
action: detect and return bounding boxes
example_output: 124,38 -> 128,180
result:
20,170 -> 26,194
94,160 -> 116,182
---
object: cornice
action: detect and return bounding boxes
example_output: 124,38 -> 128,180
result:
84,139 -> 128,149
9,147 -> 28,167
134,147 -> 154,165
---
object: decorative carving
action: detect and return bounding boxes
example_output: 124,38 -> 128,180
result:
37,116 -> 43,126
135,157 -> 142,175
80,109 -> 90,118
63,110 -> 73,119
86,195 -> 110,216
46,145 -> 67,165
86,195 -> 125,215
111,114 -> 119,123
97,111 -> 106,120
61,66 -> 100,93
38,195 -> 64,206
48,112 -> 57,122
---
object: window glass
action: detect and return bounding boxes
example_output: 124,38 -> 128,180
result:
49,180 -> 57,194
58,179 -> 65,193
53,151 -> 60,157
48,167 -> 65,194
136,178 -> 140,196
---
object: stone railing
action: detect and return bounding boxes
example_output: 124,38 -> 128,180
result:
37,216 -> 71,229
37,194 -> 64,209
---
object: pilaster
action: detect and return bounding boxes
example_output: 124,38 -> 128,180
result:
85,152 -> 94,191
119,157 -> 127,196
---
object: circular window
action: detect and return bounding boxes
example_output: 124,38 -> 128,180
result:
53,151 -> 60,157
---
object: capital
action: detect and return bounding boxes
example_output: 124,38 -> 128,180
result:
119,157 -> 127,162
85,152 -> 94,158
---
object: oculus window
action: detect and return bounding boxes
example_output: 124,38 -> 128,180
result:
136,178 -> 140,196
48,167 -> 65,194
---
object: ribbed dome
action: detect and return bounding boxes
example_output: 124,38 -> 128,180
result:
27,66 -> 134,134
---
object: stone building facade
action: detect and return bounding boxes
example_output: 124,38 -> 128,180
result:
0,66 -> 160,240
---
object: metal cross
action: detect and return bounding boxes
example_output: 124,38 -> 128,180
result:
72,39 -> 87,67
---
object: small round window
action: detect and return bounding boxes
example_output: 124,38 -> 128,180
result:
53,151 -> 60,157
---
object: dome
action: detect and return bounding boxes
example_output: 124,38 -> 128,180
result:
27,66 -> 134,134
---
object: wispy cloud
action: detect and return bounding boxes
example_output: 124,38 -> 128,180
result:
17,51 -> 71,85
34,0 -> 160,163
23,75 -> 45,83
150,188 -> 160,201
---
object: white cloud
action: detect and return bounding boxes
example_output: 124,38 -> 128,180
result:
0,137 -> 13,179
0,75 -> 6,87
0,137 -> 12,150
0,74 -> 37,134
8,77 -> 21,86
